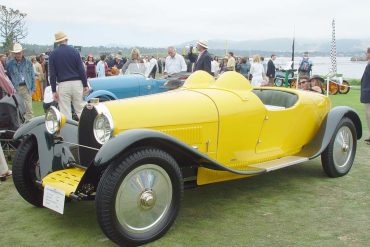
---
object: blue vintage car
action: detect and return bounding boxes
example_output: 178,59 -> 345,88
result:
86,62 -> 189,101
86,74 -> 168,101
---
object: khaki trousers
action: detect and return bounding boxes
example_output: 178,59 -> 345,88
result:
365,103 -> 370,137
268,77 -> 275,86
57,80 -> 86,119
0,145 -> 9,175
18,85 -> 33,121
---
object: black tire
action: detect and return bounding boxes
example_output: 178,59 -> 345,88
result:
12,136 -> 43,207
321,118 -> 357,177
274,78 -> 284,87
339,80 -> 351,94
96,148 -> 183,246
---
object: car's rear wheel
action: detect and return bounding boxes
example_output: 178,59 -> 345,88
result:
274,78 -> 284,87
321,118 -> 357,177
12,136 -> 43,207
96,148 -> 183,246
339,80 -> 351,94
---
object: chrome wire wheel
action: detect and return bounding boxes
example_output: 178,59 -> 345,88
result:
96,148 -> 183,246
115,164 -> 173,234
333,126 -> 353,172
321,117 -> 357,178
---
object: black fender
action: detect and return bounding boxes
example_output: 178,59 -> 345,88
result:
94,129 -> 266,175
298,106 -> 362,159
13,116 -> 80,178
13,116 -> 47,140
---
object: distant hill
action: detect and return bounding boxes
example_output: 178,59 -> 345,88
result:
13,38 -> 369,58
178,38 -> 370,55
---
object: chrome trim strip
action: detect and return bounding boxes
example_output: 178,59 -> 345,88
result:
60,140 -> 100,151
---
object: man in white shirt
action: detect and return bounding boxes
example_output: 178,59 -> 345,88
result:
164,47 -> 187,74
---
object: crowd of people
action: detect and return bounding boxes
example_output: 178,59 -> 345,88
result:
0,32 -> 369,182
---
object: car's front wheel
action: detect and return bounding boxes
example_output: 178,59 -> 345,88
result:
321,117 -> 357,177
12,136 -> 43,207
96,148 -> 183,246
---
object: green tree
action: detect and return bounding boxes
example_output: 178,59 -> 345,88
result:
0,5 -> 27,52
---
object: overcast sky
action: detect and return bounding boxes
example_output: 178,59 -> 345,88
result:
2,0 -> 370,47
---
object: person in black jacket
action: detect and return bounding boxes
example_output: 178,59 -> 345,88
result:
193,40 -> 212,75
361,47 -> 370,145
266,54 -> 276,86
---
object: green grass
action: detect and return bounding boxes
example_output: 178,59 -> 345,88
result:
1,90 -> 369,247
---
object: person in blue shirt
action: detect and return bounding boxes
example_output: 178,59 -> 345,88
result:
49,31 -> 89,119
7,43 -> 35,122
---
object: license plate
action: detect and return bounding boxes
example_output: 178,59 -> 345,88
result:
43,185 -> 66,214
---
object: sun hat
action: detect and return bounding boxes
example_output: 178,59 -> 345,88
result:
54,31 -> 68,43
197,40 -> 209,49
10,43 -> 26,53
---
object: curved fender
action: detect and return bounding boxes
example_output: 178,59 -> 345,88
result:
298,106 -> 362,159
85,90 -> 118,101
94,129 -> 267,175
13,116 -> 79,178
14,116 -> 78,140
13,116 -> 46,140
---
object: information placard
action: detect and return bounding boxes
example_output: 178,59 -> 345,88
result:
43,185 -> 66,214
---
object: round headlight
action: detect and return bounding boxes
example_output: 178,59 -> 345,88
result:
45,106 -> 63,134
93,111 -> 114,144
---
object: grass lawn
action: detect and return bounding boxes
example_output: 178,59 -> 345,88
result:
1,88 -> 369,247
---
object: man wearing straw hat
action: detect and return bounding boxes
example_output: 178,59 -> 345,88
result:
6,43 -> 35,122
49,31 -> 89,119
193,40 -> 212,75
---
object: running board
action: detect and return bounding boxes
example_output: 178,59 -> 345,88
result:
248,156 -> 309,172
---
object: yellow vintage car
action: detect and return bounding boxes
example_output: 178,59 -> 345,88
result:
12,71 -> 362,246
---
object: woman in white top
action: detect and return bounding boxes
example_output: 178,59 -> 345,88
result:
250,55 -> 265,87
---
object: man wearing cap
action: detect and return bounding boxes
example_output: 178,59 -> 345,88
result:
193,40 -> 212,75
164,47 -> 187,75
113,55 -> 124,70
49,31 -> 89,119
6,43 -> 36,121
361,47 -> 370,145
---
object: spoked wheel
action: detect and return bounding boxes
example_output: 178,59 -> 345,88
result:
96,148 -> 183,246
321,118 -> 357,177
274,78 -> 284,87
12,136 -> 43,207
339,80 -> 351,94
289,79 -> 297,88
327,81 -> 339,95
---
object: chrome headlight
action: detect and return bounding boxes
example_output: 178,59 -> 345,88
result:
93,105 -> 114,144
45,106 -> 65,134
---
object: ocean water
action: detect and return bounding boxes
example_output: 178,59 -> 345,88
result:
274,57 -> 367,79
